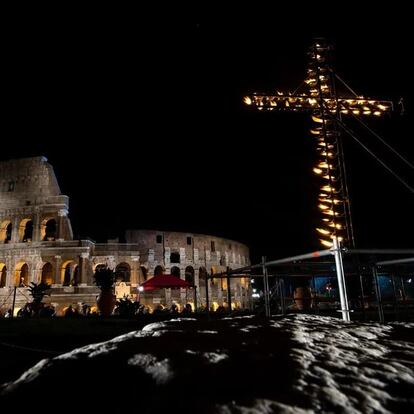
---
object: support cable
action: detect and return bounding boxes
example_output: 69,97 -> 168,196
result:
292,81 -> 307,95
348,112 -> 414,171
336,119 -> 414,194
317,98 -> 414,194
0,288 -> 14,309
332,71 -> 413,170
332,71 -> 360,97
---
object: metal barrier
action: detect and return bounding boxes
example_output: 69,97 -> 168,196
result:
209,240 -> 414,322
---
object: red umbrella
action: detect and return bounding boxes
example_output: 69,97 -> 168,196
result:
139,274 -> 192,291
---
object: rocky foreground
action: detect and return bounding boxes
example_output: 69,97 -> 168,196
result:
1,314 -> 413,413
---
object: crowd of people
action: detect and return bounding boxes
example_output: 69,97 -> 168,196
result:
1,298 -> 244,318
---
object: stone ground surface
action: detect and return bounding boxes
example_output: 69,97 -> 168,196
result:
1,314 -> 413,413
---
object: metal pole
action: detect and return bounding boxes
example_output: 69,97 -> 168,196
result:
372,266 -> 384,323
227,274 -> 232,314
11,286 -> 17,318
376,257 -> 414,266
205,273 -> 209,313
400,275 -> 407,300
311,276 -> 317,314
273,277 -> 280,313
359,273 -> 366,320
262,256 -> 270,317
348,249 -> 414,255
225,249 -> 333,276
390,274 -> 399,320
193,286 -> 198,311
400,275 -> 408,318
262,250 -> 333,268
280,278 -> 286,315
332,237 -> 350,321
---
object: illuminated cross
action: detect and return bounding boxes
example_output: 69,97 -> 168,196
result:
244,38 -> 395,248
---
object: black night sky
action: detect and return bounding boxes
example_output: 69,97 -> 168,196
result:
3,16 -> 413,262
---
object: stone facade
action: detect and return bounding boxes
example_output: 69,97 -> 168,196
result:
126,230 -> 251,310
0,157 -> 251,314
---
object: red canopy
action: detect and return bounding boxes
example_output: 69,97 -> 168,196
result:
139,274 -> 192,291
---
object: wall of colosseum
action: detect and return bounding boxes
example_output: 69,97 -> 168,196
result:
0,157 -> 252,314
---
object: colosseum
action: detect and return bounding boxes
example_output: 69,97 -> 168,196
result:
0,156 -> 251,314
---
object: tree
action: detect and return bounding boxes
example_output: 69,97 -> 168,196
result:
27,282 -> 51,315
27,281 -> 51,303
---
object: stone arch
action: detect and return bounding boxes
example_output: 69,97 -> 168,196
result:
154,265 -> 165,276
210,266 -> 217,285
185,266 -> 194,285
41,218 -> 57,241
19,218 -> 33,242
61,260 -> 77,286
0,220 -> 12,243
33,261 -> 45,283
15,262 -> 29,286
171,266 -> 180,278
0,263 -> 7,287
41,262 -> 54,285
92,262 -> 108,273
72,265 -> 79,286
140,266 -> 148,281
115,262 -> 131,283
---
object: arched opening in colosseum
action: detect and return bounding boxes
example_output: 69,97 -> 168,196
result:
197,267 -> 208,307
0,263 -> 7,287
19,219 -> 33,242
140,266 -> 148,281
41,218 -> 57,241
171,266 -> 180,278
210,267 -> 217,285
154,265 -> 165,276
93,264 -> 107,283
14,262 -> 29,286
185,266 -> 194,285
61,260 -> 77,286
170,252 -> 180,263
0,220 -> 12,243
72,266 -> 79,286
115,263 -> 131,283
41,262 -> 54,285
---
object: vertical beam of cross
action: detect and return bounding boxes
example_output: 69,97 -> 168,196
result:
308,39 -> 351,248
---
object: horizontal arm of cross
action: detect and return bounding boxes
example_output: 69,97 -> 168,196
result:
244,94 -> 394,116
